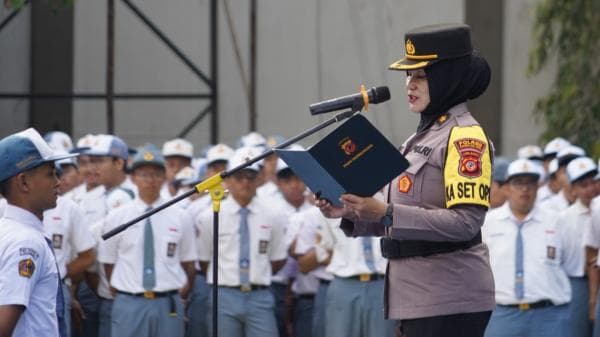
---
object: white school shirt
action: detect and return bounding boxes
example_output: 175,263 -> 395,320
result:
287,207 -> 334,294
77,185 -> 108,225
319,215 -> 387,277
257,180 -> 281,199
0,205 -> 60,337
43,196 -> 96,278
558,200 -> 592,277
98,197 -> 198,293
482,203 -> 571,305
584,202 -> 600,266
196,196 -> 287,286
536,184 -> 554,204
0,197 -> 6,217
539,190 -> 570,212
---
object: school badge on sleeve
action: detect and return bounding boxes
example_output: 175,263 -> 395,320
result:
18,258 -> 36,278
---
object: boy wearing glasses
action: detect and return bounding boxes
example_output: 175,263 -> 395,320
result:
483,159 -> 571,337
196,146 -> 287,337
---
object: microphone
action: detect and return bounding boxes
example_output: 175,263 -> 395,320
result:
309,85 -> 390,115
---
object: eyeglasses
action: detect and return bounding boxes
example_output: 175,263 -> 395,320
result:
231,170 -> 258,181
509,179 -> 538,190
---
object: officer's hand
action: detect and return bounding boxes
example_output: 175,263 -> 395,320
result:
340,194 -> 387,222
316,197 -> 353,219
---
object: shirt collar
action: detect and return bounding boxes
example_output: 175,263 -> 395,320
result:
496,202 -> 541,224
4,204 -> 45,233
225,196 -> 259,215
571,199 -> 590,214
133,196 -> 166,211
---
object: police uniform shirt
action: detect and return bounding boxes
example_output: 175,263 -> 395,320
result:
0,204 -> 60,337
98,197 -> 198,293
539,190 -> 570,212
0,197 -> 6,217
482,203 -> 571,305
557,200 -> 592,277
43,196 -> 96,278
196,196 -> 287,286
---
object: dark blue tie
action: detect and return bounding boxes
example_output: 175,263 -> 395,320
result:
45,238 -> 66,337
515,222 -> 525,300
239,207 -> 250,288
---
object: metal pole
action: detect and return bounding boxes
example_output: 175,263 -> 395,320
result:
210,0 -> 219,144
249,0 -> 257,131
106,0 -> 115,133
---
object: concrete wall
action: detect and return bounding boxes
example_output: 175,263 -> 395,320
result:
0,6 -> 30,135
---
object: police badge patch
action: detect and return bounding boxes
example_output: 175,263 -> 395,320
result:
19,258 -> 35,278
167,242 -> 177,257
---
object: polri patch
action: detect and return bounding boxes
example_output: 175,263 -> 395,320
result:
19,258 -> 35,278
453,138 -> 486,178
258,240 -> 269,254
167,242 -> 177,257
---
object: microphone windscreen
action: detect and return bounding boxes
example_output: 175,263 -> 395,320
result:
371,86 -> 391,104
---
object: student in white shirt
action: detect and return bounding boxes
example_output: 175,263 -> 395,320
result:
98,144 -> 197,337
0,128 -> 78,337
483,159 -> 571,337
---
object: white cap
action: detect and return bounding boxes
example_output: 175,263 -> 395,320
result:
506,159 -> 541,181
162,138 -> 194,158
556,145 -> 585,166
84,134 -> 129,160
566,157 -> 597,183
543,137 -> 571,157
76,134 -> 96,149
548,158 -> 560,176
238,132 -> 266,149
44,131 -> 74,152
517,145 -> 543,160
206,143 -> 234,165
174,166 -> 199,185
227,146 -> 262,172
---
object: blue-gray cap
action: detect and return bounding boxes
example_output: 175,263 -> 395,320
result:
0,128 -> 78,182
130,143 -> 165,171
492,157 -> 510,183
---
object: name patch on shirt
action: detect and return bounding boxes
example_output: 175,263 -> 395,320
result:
547,246 -> 556,260
444,126 -> 491,208
19,258 -> 35,278
410,144 -> 432,157
52,234 -> 63,249
259,240 -> 269,254
167,242 -> 177,257
19,247 -> 39,260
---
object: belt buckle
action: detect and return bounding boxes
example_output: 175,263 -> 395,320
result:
143,291 -> 155,299
359,274 -> 371,282
240,284 -> 252,292
518,303 -> 530,311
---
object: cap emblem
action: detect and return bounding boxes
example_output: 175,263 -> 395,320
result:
143,152 -> 154,161
406,39 -> 416,55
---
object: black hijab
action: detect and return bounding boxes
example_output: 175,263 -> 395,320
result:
416,51 -> 491,132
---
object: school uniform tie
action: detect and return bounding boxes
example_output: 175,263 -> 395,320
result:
515,222 -> 524,300
362,237 -> 376,272
239,207 -> 251,288
143,207 -> 156,290
45,238 -> 67,337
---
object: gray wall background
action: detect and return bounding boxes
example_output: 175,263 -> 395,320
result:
0,0 -> 555,158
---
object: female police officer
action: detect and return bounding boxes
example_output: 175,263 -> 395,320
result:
318,23 -> 495,337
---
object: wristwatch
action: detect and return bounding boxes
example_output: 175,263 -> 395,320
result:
380,203 -> 394,227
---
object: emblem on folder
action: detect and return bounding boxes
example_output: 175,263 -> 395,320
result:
339,137 -> 357,156
453,138 -> 485,178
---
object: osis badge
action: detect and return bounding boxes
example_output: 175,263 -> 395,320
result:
19,258 -> 35,278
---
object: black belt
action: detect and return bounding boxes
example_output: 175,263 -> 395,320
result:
220,284 -> 269,292
296,294 -> 315,300
498,300 -> 554,311
196,270 -> 206,277
319,279 -> 331,286
116,290 -> 179,299
340,274 -> 385,282
380,231 -> 482,259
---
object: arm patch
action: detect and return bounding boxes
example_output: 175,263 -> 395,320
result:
444,125 -> 492,208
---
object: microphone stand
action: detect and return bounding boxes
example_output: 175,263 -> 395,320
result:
102,107 -> 359,337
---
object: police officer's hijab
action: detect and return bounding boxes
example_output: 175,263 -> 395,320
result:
388,23 -> 491,132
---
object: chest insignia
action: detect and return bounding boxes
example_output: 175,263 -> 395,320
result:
398,175 -> 412,193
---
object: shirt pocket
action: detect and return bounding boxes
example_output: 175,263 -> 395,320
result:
395,152 -> 430,200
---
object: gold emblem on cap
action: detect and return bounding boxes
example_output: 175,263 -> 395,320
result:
521,162 -> 529,171
143,152 -> 154,161
406,39 -> 416,55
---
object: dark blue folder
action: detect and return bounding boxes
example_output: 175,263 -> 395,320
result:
276,115 -> 409,207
